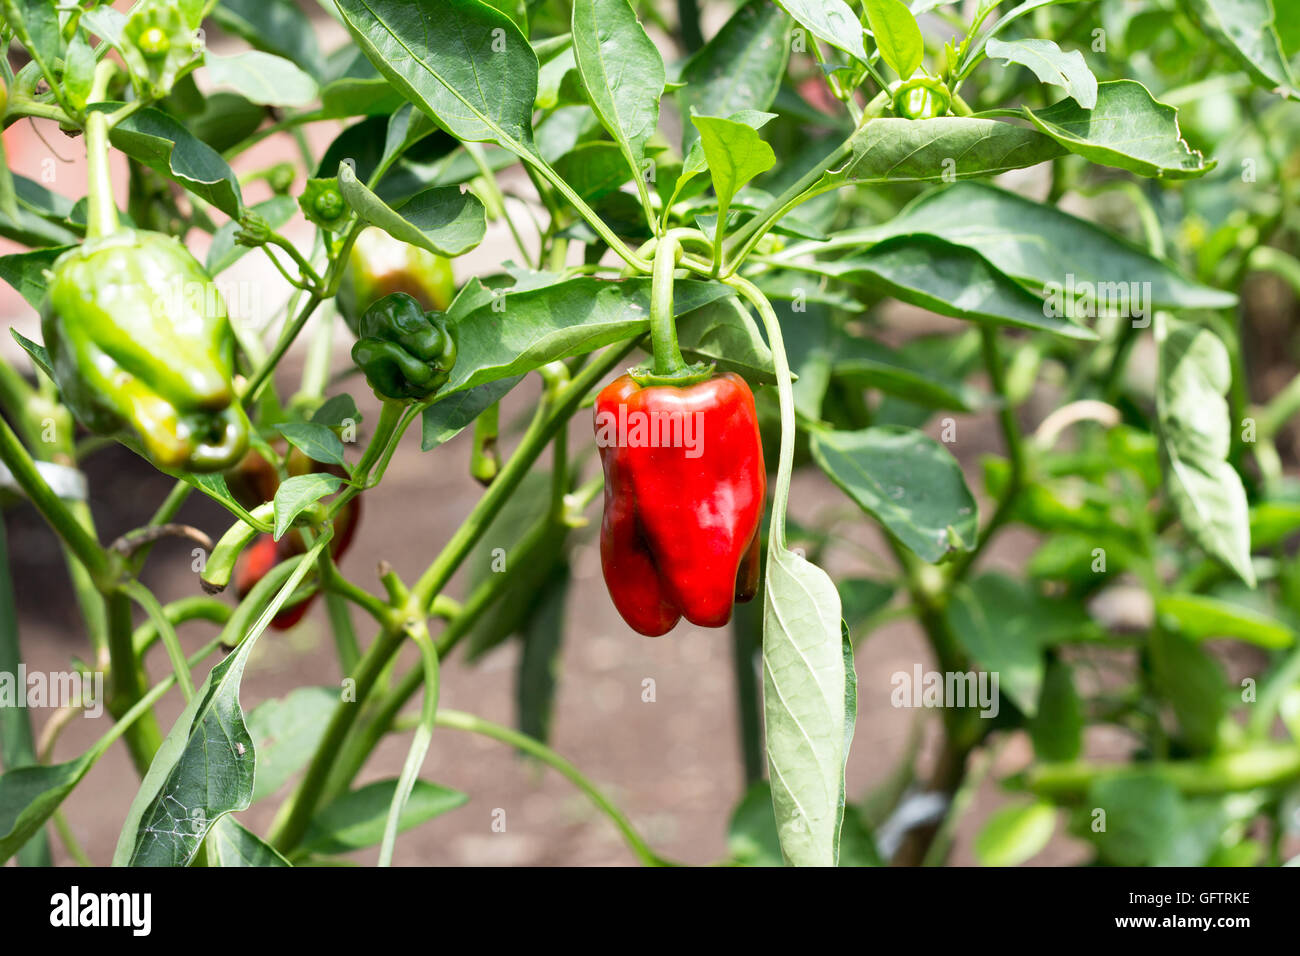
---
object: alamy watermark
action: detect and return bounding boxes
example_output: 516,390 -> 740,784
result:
0,667 -> 104,718
890,665 -> 1000,718
1043,274 -> 1153,328
594,404 -> 705,458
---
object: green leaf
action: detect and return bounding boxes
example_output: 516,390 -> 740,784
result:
204,50 -> 319,107
946,576 -> 1045,716
837,577 -> 895,632
1086,774 -> 1181,866
273,473 -> 345,540
0,246 -> 73,310
335,0 -> 539,154
464,472 -> 566,660
863,0 -> 924,79
811,426 -> 977,562
112,652 -> 256,866
832,335 -> 980,410
552,142 -> 635,203
1149,628 -> 1228,752
1156,321 -> 1254,586
276,423 -> 346,468
210,0 -> 324,77
675,295 -> 777,384
311,394 -> 362,429
985,36 -> 1097,108
571,0 -> 664,189
1157,593 -> 1293,649
818,236 -> 1096,339
0,755 -> 94,863
246,686 -> 338,803
207,817 -> 292,866
10,329 -> 54,381
692,115 -> 777,234
824,181 -> 1235,310
815,118 -> 1065,194
974,800 -> 1056,866
678,0 -> 792,147
1030,658 -> 1083,760
105,105 -> 244,218
774,0 -> 870,64
299,779 -> 468,856
440,276 -> 732,396
338,163 -> 486,258
422,377 -> 523,451
763,546 -> 851,866
1199,0 -> 1296,96
1024,80 -> 1214,179
728,780 -> 784,866
517,564 -> 569,744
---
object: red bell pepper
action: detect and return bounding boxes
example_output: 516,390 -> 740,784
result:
594,372 -> 766,636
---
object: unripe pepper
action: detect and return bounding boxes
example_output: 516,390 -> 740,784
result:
41,230 -> 249,472
594,372 -> 766,636
351,292 -> 457,401
336,227 -> 455,335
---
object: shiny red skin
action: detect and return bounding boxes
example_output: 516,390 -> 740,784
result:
594,373 -> 765,636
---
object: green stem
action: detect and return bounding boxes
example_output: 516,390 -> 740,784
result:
0,519 -> 52,865
1026,745 -> 1300,799
724,275 -> 794,548
119,580 -> 194,702
84,64 -> 119,240
131,597 -> 231,657
435,709 -> 669,866
377,627 -> 439,867
649,235 -> 686,377
0,414 -> 109,583
105,591 -> 163,775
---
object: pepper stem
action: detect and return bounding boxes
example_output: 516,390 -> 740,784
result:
84,61 -> 119,240
649,235 -> 685,377
629,236 -> 714,387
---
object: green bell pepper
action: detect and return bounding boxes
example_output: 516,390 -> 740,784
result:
41,229 -> 250,472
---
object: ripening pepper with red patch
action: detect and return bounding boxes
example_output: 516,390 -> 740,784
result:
594,372 -> 766,636
228,446 -> 361,629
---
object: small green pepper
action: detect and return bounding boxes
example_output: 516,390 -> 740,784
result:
350,292 -> 457,401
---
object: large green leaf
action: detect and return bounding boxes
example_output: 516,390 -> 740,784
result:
774,0 -> 869,64
338,163 -> 486,257
863,0 -> 924,79
211,0 -> 324,77
813,118 -> 1065,194
1199,0 -> 1296,95
763,546 -> 851,866
299,778 -> 467,856
811,426 -> 977,562
985,36 -> 1097,108
678,0 -> 792,147
1149,628 -> 1227,753
246,687 -> 339,803
571,0 -> 664,186
204,50 -> 319,107
105,106 -> 244,217
815,182 -> 1235,310
440,277 -> 732,395
817,236 -> 1096,339
1157,593 -> 1293,649
674,295 -> 777,384
1024,80 -> 1213,179
335,0 -> 539,154
1156,321 -> 1254,586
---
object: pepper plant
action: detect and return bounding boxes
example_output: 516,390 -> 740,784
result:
0,0 -> 1298,868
